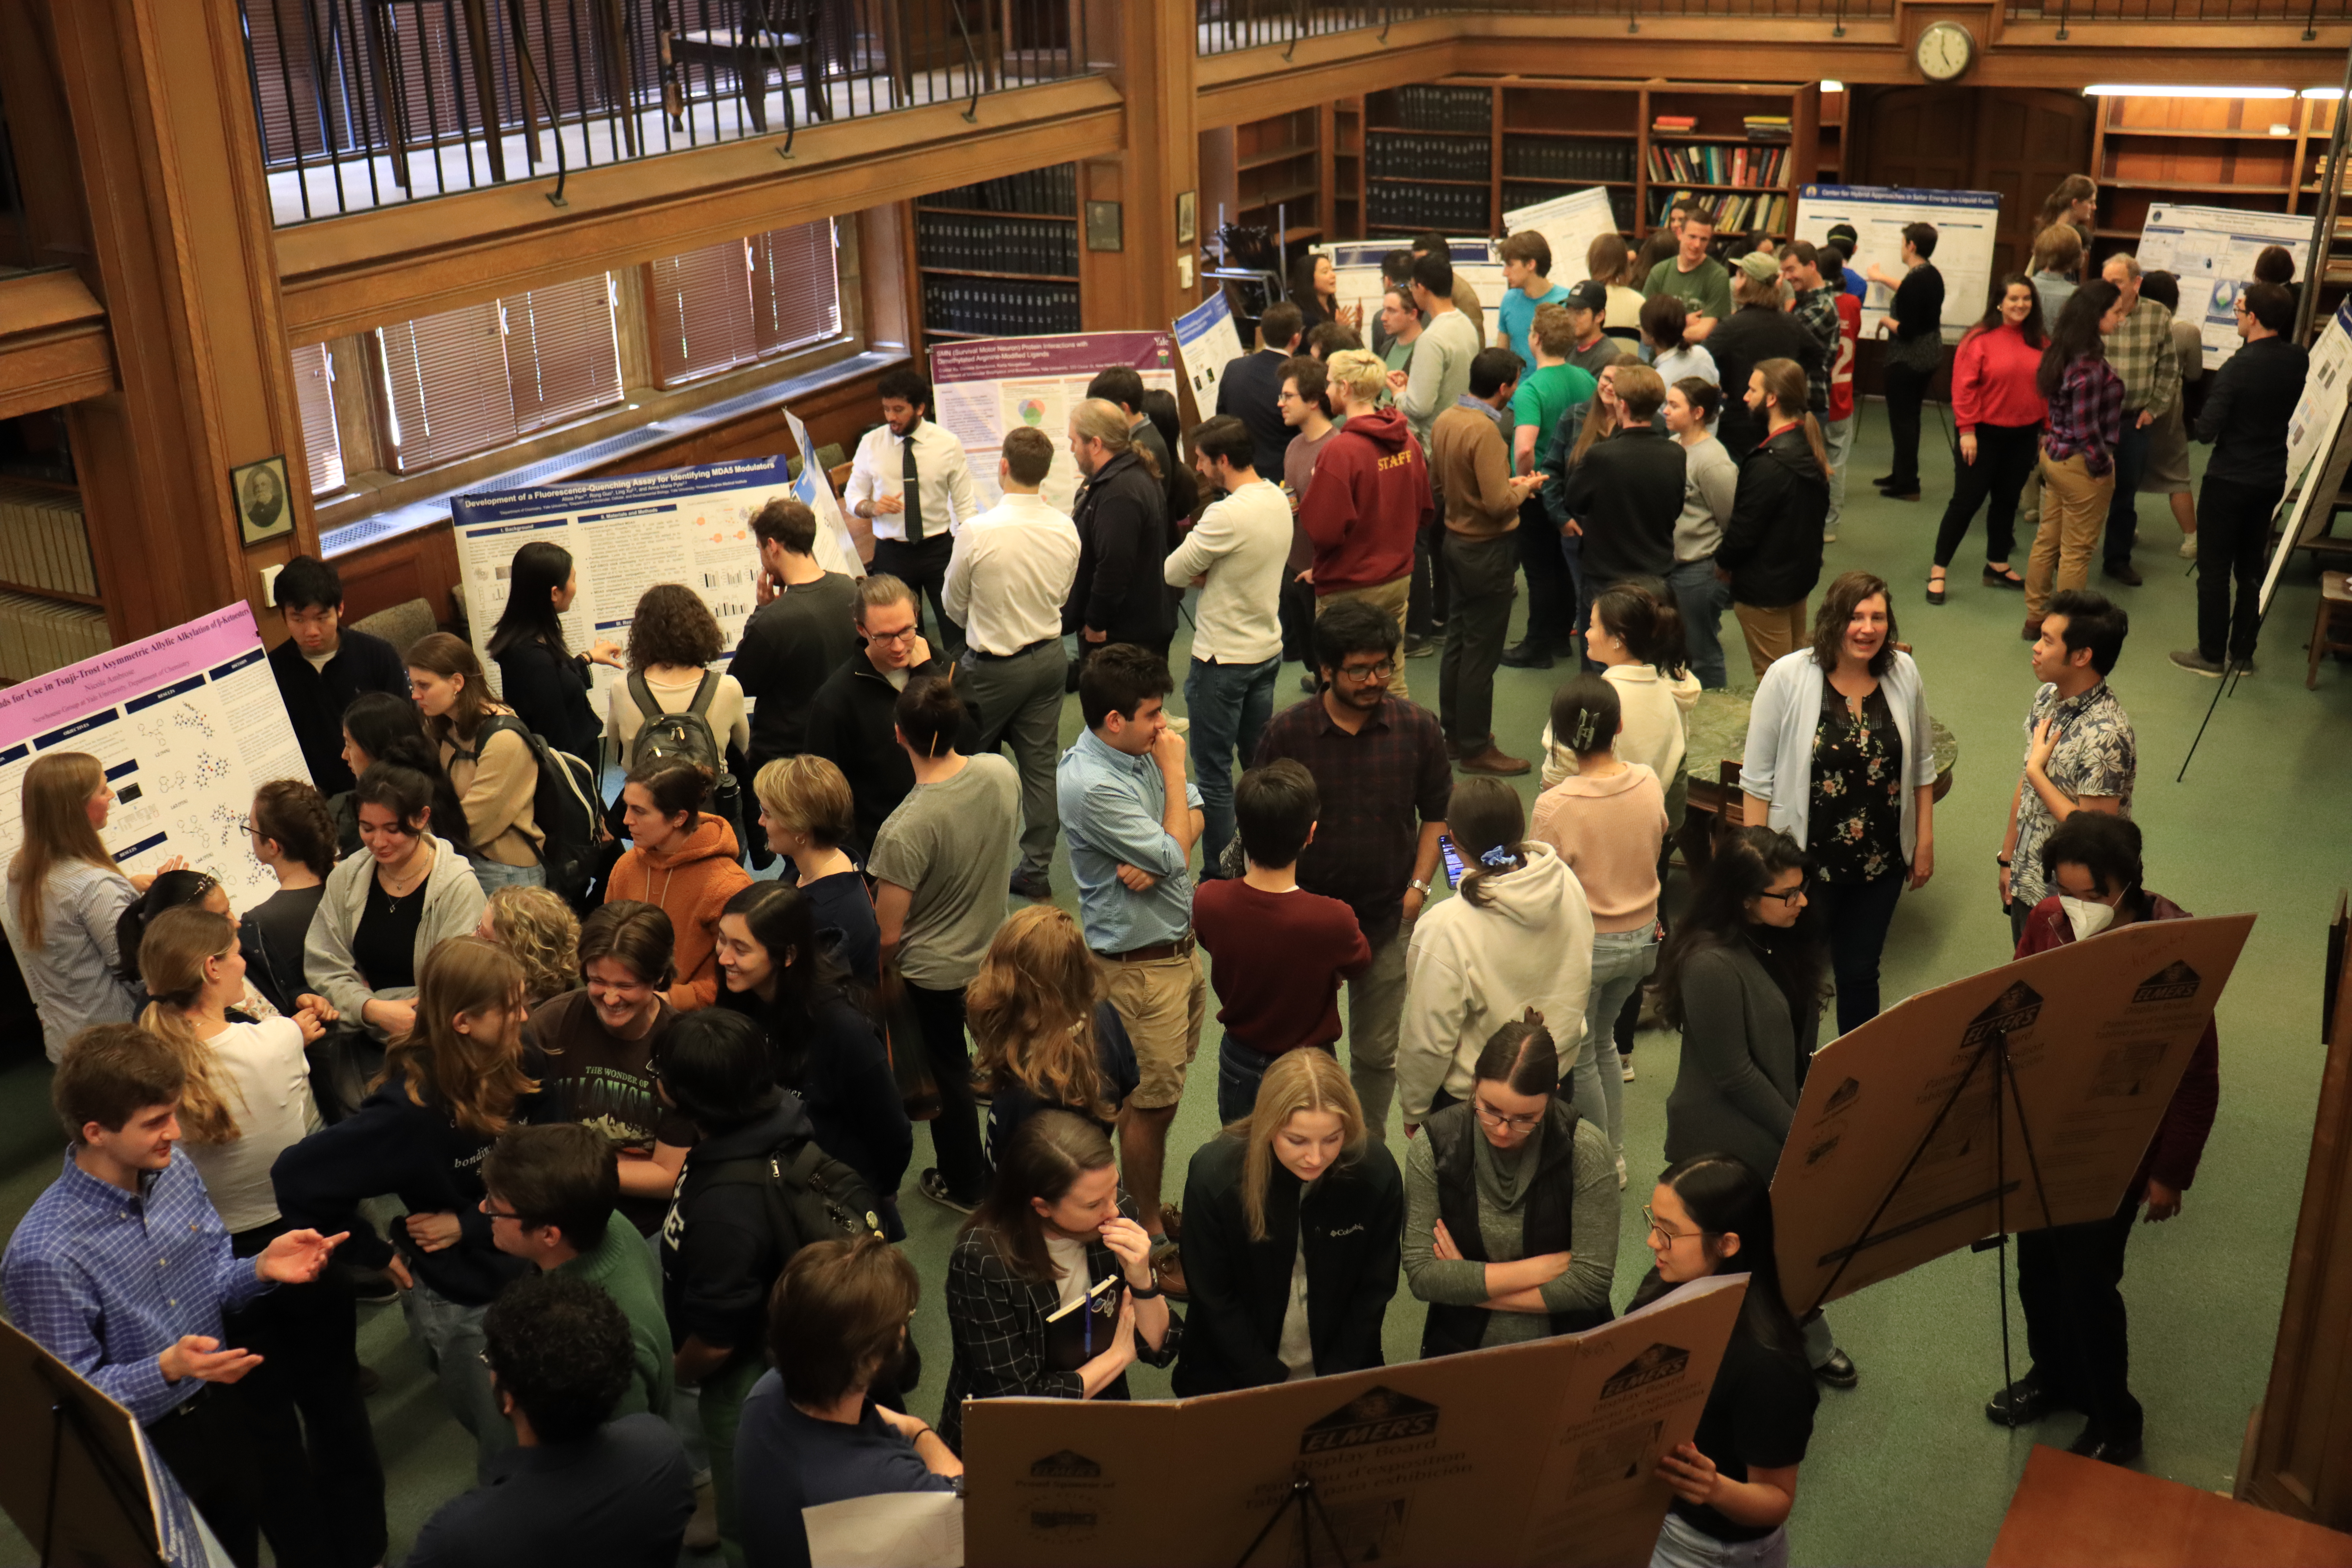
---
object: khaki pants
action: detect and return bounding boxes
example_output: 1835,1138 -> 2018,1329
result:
1096,948 -> 1207,1111
2025,452 -> 2115,619
1316,574 -> 1412,701
1733,600 -> 1810,682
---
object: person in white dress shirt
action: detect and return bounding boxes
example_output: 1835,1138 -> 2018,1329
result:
945,425 -> 1083,901
845,366 -> 981,659
1163,415 -> 1295,878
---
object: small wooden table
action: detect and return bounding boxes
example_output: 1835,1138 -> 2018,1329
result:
1988,1445 -> 2352,1568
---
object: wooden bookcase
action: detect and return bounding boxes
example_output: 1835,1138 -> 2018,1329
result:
908,165 -> 1082,345
1234,107 -> 1325,249
1817,88 -> 1848,185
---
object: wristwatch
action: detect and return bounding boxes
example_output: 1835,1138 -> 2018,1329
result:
1409,877 -> 1432,895
1995,855 -> 2012,866
1129,1281 -> 1165,1301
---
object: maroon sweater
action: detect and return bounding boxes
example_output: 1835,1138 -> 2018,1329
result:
1297,406 -> 1434,596
2017,891 -> 2220,1198
1194,878 -> 1372,1055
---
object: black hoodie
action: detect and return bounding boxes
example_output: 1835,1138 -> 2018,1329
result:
662,1096 -> 817,1353
1065,448 -> 1174,651
1715,425 -> 1829,610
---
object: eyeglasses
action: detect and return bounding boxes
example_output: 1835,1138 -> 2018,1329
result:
1472,1097 -> 1546,1134
1334,661 -> 1395,683
1757,880 -> 1808,907
1643,1205 -> 1700,1246
863,623 -> 921,646
478,1201 -> 521,1221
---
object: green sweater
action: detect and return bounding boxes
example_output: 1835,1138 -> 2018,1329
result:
556,1217 -> 677,1419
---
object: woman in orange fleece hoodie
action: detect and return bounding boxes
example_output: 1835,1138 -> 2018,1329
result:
607,758 -> 751,1010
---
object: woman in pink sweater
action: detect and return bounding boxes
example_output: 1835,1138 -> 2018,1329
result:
1930,276 -> 2050,605
1529,675 -> 1669,1186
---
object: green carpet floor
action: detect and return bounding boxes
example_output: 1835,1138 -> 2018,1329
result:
1,410 -> 2346,1566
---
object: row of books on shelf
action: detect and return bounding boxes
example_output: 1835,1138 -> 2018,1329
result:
922,280 -> 1082,338
920,166 -> 1077,217
1502,138 -> 1636,184
1367,131 -> 1492,182
1655,189 -> 1791,234
0,592 -> 108,684
1646,144 -> 1792,189
0,481 -> 98,598
1370,184 -> 1489,232
1650,115 -> 1793,143
915,215 -> 1078,277
1504,184 -> 1635,232
1393,84 -> 1492,132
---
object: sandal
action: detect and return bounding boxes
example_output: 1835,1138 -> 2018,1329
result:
1927,570 -> 1948,606
1982,564 -> 2026,590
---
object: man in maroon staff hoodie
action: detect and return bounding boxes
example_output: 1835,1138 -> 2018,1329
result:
1298,348 -> 1435,703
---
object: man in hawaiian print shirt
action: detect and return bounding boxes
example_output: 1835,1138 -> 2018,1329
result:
1999,589 -> 2135,946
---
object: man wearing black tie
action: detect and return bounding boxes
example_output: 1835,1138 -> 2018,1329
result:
847,367 -> 981,658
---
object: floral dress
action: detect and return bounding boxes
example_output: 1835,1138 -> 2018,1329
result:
1808,674 -> 1904,884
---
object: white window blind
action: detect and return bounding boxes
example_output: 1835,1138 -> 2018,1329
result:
375,274 -> 622,472
648,220 -> 840,387
290,341 -> 345,496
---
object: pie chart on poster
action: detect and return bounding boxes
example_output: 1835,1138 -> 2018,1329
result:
1018,398 -> 1048,426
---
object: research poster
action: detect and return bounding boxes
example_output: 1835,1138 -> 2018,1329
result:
964,1275 -> 1746,1568
1316,237 -> 1509,345
1172,290 -> 1248,412
452,456 -> 847,702
1771,913 -> 2255,1317
0,602 -> 311,923
2263,299 -> 2352,611
2135,203 -> 2314,370
1503,186 -> 1622,293
928,331 -> 1179,515
778,405 -> 863,569
1794,185 -> 2002,339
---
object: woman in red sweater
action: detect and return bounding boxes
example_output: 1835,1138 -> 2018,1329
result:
1929,276 -> 2048,604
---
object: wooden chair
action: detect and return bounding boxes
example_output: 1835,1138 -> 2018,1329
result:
2310,570 -> 2352,690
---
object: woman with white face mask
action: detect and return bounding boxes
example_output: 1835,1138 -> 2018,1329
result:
1992,810 -> 2219,1467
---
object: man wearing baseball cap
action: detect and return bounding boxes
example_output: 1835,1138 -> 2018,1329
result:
1707,250 -> 1822,463
1562,279 -> 1621,381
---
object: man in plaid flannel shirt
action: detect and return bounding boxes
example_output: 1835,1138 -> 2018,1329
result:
2093,254 -> 2181,587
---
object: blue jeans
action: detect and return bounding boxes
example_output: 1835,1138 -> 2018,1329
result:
1558,531 -> 1587,651
1666,557 -> 1732,690
470,858 -> 546,894
1184,655 -> 1279,877
1567,927 -> 1658,1157
400,1279 -> 509,1483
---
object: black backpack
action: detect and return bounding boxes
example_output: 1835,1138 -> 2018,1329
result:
458,715 -> 602,909
699,1138 -> 887,1264
625,670 -> 746,858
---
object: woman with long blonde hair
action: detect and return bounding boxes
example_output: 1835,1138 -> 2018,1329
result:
1171,1047 -> 1399,1394
967,904 -> 1137,1163
2,751 -> 178,1061
273,935 -> 538,1481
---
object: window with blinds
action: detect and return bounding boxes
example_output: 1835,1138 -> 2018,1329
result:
649,221 -> 841,387
375,274 -> 621,472
291,342 -> 345,496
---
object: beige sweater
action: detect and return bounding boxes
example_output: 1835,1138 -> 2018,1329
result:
443,720 -> 544,868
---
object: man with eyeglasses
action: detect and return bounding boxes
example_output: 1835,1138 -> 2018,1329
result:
805,574 -> 975,855
1254,598 -> 1450,1139
1299,349 -> 1436,701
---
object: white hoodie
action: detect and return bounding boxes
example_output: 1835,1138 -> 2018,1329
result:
1540,662 -> 1703,790
1397,841 -> 1595,1124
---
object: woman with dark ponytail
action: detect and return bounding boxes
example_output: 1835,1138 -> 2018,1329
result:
1716,358 -> 1830,682
1540,583 -> 1698,818
1401,1010 -> 1617,1356
1628,1153 -> 1817,1567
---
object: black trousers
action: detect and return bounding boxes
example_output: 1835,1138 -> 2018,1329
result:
905,978 -> 987,1203
1278,572 -> 1319,667
1438,531 -> 1517,750
147,1389 -> 270,1567
1934,421 -> 2039,567
2018,1189 -> 2145,1436
1514,494 -> 1576,651
1882,359 -> 1934,490
1806,867 -> 1906,1037
872,533 -> 963,658
2195,473 -> 2282,663
226,1222 -> 388,1567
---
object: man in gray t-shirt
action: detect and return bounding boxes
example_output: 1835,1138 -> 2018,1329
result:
865,677 -> 1020,1209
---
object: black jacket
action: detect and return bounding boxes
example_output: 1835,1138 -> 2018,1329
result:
1707,305 -> 1827,462
730,572 -> 862,771
267,628 -> 410,796
493,635 -> 600,766
2196,334 -> 2309,492
271,1077 -> 533,1306
1716,426 -> 1830,610
1216,348 -> 1298,477
1172,1129 -> 1402,1396
1419,1097 -> 1607,1357
802,648 -> 974,853
1559,424 -> 1686,589
662,1097 -> 816,1353
718,986 -> 912,1224
1065,448 -> 1174,651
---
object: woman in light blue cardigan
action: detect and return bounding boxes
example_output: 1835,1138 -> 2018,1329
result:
1738,571 -> 1936,1036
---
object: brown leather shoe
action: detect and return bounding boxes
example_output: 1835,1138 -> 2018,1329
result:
1157,1203 -> 1184,1243
1458,745 -> 1531,776
2022,615 -> 2043,642
1152,1248 -> 1191,1301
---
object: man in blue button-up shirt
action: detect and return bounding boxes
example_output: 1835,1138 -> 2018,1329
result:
3,1024 -> 344,1564
1058,644 -> 1206,1290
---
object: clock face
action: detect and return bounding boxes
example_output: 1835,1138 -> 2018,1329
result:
1916,21 -> 1974,80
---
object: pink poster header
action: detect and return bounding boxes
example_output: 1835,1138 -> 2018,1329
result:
0,602 -> 263,752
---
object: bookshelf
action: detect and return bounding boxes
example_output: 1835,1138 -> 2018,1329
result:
1366,85 -> 1495,236
1501,83 -> 1640,238
1235,108 -> 1326,247
912,166 -> 1082,341
1817,88 -> 1847,185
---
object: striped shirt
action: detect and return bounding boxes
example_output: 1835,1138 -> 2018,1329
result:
2043,358 -> 2127,477
2102,296 -> 2182,417
1,1146 -> 271,1424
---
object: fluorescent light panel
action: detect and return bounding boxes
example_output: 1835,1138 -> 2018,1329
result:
1820,80 -> 1845,93
2082,84 -> 2295,98
2304,87 -> 2346,99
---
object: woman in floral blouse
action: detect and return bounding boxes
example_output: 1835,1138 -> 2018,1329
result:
1737,571 -> 1937,1036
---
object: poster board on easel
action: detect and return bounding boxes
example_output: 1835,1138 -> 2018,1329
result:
2259,299 -> 2352,616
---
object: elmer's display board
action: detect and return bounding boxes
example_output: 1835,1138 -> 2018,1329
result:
450,455 -> 854,702
1502,186 -> 1623,292
2134,203 -> 2314,370
1794,185 -> 2002,339
1316,237 -> 1509,345
0,602 -> 311,921
928,332 -> 1179,515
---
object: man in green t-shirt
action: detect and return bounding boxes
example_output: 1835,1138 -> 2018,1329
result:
1503,302 -> 1600,669
1641,211 -> 1732,343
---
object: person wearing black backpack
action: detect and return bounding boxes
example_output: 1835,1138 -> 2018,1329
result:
410,633 -> 549,896
657,1008 -> 885,1565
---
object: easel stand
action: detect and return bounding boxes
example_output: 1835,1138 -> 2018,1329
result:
1805,1027 -> 2055,1407
39,1372 -> 158,1567
1233,1474 -> 1352,1568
